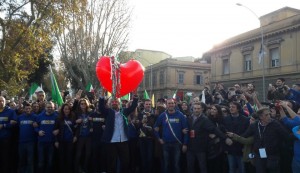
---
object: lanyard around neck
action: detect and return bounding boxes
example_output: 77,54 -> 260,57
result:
258,121 -> 267,139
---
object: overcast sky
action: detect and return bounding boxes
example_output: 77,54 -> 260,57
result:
126,0 -> 300,58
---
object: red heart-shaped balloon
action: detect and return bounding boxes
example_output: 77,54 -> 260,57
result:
96,56 -> 145,98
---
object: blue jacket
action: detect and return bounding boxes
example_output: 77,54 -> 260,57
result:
76,113 -> 93,138
282,116 -> 300,130
292,126 -> 300,161
154,110 -> 188,145
287,89 -> 300,105
35,111 -> 58,142
17,113 -> 37,143
0,106 -> 17,139
128,122 -> 139,139
99,97 -> 138,143
284,117 -> 300,162
293,126 -> 300,140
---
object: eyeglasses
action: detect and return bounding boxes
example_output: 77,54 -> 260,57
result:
222,110 -> 228,113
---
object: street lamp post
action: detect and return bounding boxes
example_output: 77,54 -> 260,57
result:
150,64 -> 153,97
236,3 -> 266,102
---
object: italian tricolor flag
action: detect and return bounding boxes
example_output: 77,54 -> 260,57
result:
29,83 -> 44,100
85,83 -> 94,92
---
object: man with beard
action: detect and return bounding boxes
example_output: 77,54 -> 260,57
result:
186,102 -> 231,173
267,78 -> 286,101
99,90 -> 138,173
35,101 -> 58,173
154,98 -> 188,173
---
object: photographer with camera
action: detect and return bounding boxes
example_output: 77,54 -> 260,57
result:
213,92 -> 226,105
199,87 -> 213,105
137,99 -> 156,173
212,83 -> 227,99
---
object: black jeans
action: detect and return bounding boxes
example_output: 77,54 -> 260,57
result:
207,153 -> 226,173
0,138 -> 11,173
255,155 -> 280,173
19,142 -> 35,173
186,151 -> 207,173
106,141 -> 130,173
37,142 -> 55,173
58,141 -> 74,173
91,141 -> 106,173
139,138 -> 153,173
75,137 -> 92,173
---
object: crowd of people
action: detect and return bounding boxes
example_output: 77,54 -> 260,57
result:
0,77 -> 300,173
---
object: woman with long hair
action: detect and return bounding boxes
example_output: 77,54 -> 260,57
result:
54,103 -> 77,173
178,101 -> 191,117
74,98 -> 93,173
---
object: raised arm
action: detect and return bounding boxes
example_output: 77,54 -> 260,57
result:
123,95 -> 138,116
98,89 -> 109,115
279,100 -> 298,119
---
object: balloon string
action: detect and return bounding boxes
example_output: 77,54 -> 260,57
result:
110,56 -> 120,99
115,56 -> 121,97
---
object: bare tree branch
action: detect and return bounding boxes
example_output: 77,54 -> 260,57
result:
56,0 -> 131,89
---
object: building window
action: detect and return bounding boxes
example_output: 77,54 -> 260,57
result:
270,47 -> 280,67
152,72 -> 157,87
139,81 -> 144,88
178,73 -> 184,84
195,75 -> 203,85
223,59 -> 229,74
159,71 -> 164,84
244,54 -> 252,71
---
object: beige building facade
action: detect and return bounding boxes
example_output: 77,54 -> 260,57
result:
139,58 -> 211,101
119,49 -> 171,67
203,7 -> 300,100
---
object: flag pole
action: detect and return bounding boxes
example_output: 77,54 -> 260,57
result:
49,65 -> 63,107
236,3 -> 265,102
